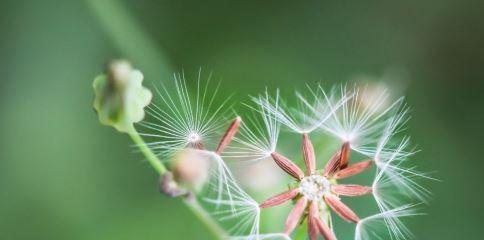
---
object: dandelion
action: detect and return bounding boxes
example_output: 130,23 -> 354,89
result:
230,84 -> 430,240
321,85 -> 409,159
258,133 -> 373,240
93,63 -> 430,240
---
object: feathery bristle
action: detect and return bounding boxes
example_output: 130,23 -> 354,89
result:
140,71 -> 232,160
322,85 -> 409,158
224,90 -> 280,163
254,85 -> 348,134
355,204 -> 421,240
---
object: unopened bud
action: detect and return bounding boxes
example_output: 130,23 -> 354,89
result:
171,149 -> 211,192
159,172 -> 190,198
92,60 -> 152,133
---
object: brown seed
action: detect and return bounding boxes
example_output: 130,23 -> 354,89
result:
302,133 -> 316,175
259,188 -> 299,208
331,184 -> 373,197
271,152 -> 305,180
324,195 -> 360,223
324,142 -> 351,177
339,142 -> 351,169
308,201 -> 320,240
324,149 -> 342,177
188,141 -> 205,150
315,217 -> 337,240
215,116 -> 241,154
334,160 -> 374,179
284,197 -> 308,235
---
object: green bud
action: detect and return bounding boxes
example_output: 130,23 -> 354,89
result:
93,60 -> 152,133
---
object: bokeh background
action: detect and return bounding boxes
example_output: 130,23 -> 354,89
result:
1,0 -> 483,239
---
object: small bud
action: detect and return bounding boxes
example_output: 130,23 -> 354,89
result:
92,60 -> 152,133
159,172 -> 189,198
171,149 -> 211,192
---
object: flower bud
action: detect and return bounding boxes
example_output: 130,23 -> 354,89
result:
171,149 -> 211,192
93,60 -> 152,133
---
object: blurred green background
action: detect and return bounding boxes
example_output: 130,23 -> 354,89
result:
1,0 -> 483,239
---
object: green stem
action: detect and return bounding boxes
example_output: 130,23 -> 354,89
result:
127,127 -> 227,239
88,0 -> 225,238
184,199 -> 227,240
128,130 -> 167,174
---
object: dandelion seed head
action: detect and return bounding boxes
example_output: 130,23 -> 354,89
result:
299,175 -> 331,202
140,70 -> 231,160
187,131 -> 202,143
248,83 -> 430,240
133,73 -> 430,240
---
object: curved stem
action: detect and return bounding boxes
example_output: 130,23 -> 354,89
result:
128,130 -> 167,174
127,127 -> 227,239
184,198 -> 228,239
87,1 -> 226,237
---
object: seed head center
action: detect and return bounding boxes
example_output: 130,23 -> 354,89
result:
187,132 -> 201,143
299,175 -> 330,201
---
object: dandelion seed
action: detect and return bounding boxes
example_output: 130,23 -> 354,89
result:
355,204 -> 422,240
139,70 -> 236,158
224,90 -> 281,162
204,153 -> 263,237
321,85 -> 409,158
138,72 -> 248,208
253,86 -> 348,134
372,137 -> 432,208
